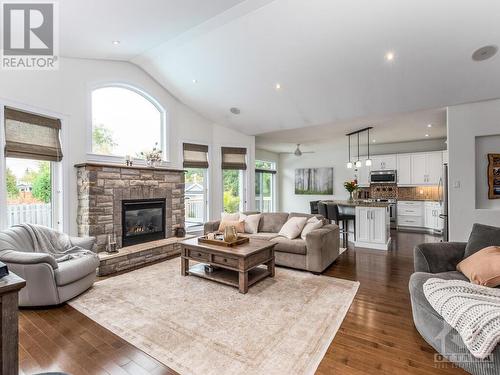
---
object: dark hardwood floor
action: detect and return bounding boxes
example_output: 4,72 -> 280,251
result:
19,231 -> 467,375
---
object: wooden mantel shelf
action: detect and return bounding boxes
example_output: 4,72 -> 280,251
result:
74,162 -> 185,173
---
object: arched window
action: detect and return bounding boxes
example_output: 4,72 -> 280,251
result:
90,85 -> 165,159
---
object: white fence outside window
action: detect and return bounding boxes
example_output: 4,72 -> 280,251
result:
7,203 -> 52,227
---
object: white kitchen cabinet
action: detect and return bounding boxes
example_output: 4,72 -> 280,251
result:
371,155 -> 397,171
410,152 -> 443,185
424,202 -> 443,231
355,206 -> 391,250
397,154 -> 412,185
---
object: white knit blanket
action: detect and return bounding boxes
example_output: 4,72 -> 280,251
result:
423,278 -> 500,359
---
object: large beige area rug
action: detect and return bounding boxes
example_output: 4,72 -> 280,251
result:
69,258 -> 359,375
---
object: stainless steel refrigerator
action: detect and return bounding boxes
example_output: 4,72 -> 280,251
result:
439,163 -> 449,241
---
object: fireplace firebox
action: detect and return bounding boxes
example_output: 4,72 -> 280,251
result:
122,199 -> 166,247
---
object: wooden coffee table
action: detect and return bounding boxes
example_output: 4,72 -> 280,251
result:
180,237 -> 276,294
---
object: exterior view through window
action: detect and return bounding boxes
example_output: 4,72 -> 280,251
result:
184,168 -> 207,232
255,160 -> 276,212
223,170 -> 244,213
6,158 -> 53,227
91,86 -> 164,158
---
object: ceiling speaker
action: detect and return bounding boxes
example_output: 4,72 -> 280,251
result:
472,45 -> 498,61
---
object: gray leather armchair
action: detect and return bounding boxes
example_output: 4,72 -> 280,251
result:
0,226 -> 99,307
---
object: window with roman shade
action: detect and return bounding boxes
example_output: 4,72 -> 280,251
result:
183,143 -> 209,169
4,107 -> 63,162
221,147 -> 247,170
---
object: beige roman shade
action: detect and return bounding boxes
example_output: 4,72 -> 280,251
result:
221,147 -> 247,170
4,107 -> 63,161
183,143 -> 209,169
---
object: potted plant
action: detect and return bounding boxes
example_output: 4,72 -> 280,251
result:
344,179 -> 358,202
139,143 -> 163,168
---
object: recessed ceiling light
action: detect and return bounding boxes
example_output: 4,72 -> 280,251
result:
275,83 -> 281,90
112,40 -> 121,45
230,107 -> 241,115
425,134 -> 430,137
427,124 -> 432,128
385,51 -> 395,61
472,45 -> 498,61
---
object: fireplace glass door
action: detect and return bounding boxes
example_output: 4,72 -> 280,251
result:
122,199 -> 166,246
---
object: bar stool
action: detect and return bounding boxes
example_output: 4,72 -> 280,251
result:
326,203 -> 356,247
310,200 -> 320,214
317,202 -> 328,222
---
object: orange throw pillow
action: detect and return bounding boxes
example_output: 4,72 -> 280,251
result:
218,220 -> 245,233
457,246 -> 500,287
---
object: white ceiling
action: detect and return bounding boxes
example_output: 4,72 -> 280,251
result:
255,107 -> 446,153
60,0 -> 247,60
60,0 -> 500,139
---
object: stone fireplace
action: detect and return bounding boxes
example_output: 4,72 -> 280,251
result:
75,162 -> 185,253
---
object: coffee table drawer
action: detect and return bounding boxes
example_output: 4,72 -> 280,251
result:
212,255 -> 238,268
187,249 -> 209,261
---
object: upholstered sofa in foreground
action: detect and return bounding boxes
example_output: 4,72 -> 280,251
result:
0,226 -> 99,307
410,224 -> 500,375
204,212 -> 340,273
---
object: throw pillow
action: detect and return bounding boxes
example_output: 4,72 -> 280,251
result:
457,246 -> 500,287
221,212 -> 240,221
218,220 -> 245,233
301,216 -> 323,240
465,223 -> 500,258
240,213 -> 262,234
278,216 -> 308,240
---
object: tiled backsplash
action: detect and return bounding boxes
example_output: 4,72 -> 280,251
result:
357,185 -> 440,201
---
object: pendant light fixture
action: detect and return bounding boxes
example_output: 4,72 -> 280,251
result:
366,128 -> 372,166
346,126 -> 374,169
355,133 -> 362,168
346,135 -> 353,169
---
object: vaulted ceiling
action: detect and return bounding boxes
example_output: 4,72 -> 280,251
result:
61,0 -> 500,138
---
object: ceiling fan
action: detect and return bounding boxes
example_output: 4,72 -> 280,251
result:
283,144 -> 315,157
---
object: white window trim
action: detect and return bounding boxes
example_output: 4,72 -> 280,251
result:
86,82 -> 170,165
0,99 -> 68,232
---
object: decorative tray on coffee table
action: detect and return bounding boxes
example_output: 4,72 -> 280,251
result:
198,234 -> 249,247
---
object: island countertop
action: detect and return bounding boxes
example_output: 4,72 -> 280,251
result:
321,200 -> 391,208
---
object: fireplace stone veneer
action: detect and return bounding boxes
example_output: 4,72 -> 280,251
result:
75,163 -> 185,252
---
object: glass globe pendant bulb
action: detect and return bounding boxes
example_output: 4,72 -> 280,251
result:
355,160 -> 362,168
366,159 -> 372,166
347,161 -> 353,169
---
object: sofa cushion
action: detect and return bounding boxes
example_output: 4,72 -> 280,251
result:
465,223 -> 500,258
270,237 -> 307,255
258,212 -> 289,233
279,217 -> 307,239
301,217 -> 323,240
54,254 -> 99,286
242,232 -> 279,241
240,213 -> 262,234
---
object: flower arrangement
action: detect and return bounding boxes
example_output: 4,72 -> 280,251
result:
140,143 -> 162,167
344,179 -> 358,201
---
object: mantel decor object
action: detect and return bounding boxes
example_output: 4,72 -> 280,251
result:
487,153 -> 500,199
140,142 -> 162,168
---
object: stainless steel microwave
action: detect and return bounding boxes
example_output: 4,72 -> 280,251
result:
370,170 -> 397,184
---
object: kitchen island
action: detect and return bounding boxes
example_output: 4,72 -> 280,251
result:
327,200 -> 391,251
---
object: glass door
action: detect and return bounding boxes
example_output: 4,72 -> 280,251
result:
184,168 -> 208,232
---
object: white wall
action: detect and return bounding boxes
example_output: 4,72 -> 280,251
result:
0,57 -> 254,233
278,138 -> 447,213
448,99 -> 500,241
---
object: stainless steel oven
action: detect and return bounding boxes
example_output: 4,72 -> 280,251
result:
370,170 -> 397,184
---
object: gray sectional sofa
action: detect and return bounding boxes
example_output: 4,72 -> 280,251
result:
410,224 -> 500,375
204,212 -> 340,273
